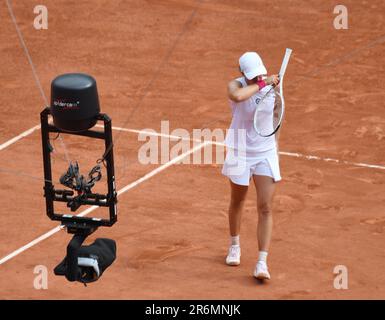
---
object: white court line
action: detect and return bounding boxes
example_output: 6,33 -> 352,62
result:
1,123 -> 384,172
0,125 -> 41,151
107,125 -> 385,171
96,124 -> 206,144
0,123 -> 383,264
0,123 -> 198,154
0,141 -> 209,265
279,151 -> 385,170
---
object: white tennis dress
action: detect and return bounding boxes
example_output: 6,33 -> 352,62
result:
222,77 -> 281,185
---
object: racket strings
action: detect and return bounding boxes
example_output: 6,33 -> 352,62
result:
254,87 -> 282,137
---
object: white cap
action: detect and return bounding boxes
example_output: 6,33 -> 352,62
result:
239,52 -> 267,80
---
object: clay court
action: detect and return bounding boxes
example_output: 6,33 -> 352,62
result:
0,0 -> 384,299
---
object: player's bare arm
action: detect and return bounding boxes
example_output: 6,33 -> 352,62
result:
227,75 -> 280,102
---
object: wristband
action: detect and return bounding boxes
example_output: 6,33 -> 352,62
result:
256,80 -> 266,90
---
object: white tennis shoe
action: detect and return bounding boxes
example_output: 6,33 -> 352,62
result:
253,261 -> 271,280
226,245 -> 241,266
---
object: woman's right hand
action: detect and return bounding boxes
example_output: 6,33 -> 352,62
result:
266,74 -> 280,86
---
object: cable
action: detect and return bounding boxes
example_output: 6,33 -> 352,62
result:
98,0 -> 203,170
5,0 -> 71,164
59,161 -> 102,194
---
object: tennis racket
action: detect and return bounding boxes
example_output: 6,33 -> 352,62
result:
253,48 -> 292,137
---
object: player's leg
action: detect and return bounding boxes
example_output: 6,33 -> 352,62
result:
252,174 -> 276,279
226,180 -> 248,266
229,180 -> 248,236
254,175 -> 275,251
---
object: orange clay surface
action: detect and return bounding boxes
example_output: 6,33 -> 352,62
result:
0,0 -> 384,299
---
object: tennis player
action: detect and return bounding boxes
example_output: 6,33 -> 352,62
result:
222,52 -> 280,280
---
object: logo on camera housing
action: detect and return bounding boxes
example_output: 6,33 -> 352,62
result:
53,99 -> 80,110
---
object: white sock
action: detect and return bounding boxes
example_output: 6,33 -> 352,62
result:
230,235 -> 240,246
258,251 -> 268,263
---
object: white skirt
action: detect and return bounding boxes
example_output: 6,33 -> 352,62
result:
221,148 -> 281,186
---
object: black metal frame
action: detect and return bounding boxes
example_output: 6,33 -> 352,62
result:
40,107 -> 117,229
